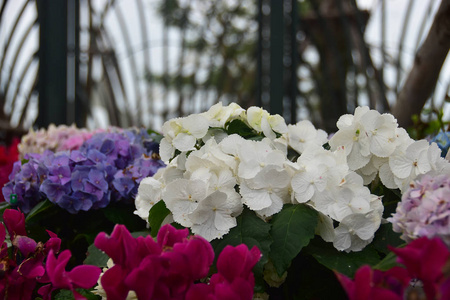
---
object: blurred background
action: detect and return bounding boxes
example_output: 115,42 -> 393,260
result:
0,0 -> 449,142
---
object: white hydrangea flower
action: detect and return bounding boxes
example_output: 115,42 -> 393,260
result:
237,139 -> 286,180
201,102 -> 245,128
286,120 -> 328,154
134,166 -> 183,221
239,165 -> 291,217
332,194 -> 383,252
330,106 -> 399,171
186,138 -> 237,175
291,145 -> 348,204
159,114 -> 210,162
163,179 -> 209,227
315,212 -> 335,242
312,172 -> 372,222
247,106 -> 288,139
189,190 -> 243,241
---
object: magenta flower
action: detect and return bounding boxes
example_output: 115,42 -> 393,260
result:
3,208 -> 27,240
390,237 -> 450,299
0,209 -> 65,299
38,249 -> 101,300
336,265 -> 410,300
94,224 -> 221,300
185,244 -> 261,300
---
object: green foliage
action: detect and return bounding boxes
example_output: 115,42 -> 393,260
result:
371,223 -> 404,255
224,119 -> 263,140
25,199 -> 58,223
148,200 -> 171,237
409,108 -> 449,140
268,204 -> 318,277
54,288 -> 100,300
84,243 -> 109,268
278,253 -> 347,300
373,251 -> 400,272
23,201 -> 147,268
0,201 -> 11,222
304,237 -> 380,278
210,208 -> 272,292
102,203 -> 147,233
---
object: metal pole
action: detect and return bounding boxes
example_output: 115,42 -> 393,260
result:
269,0 -> 284,115
36,0 -> 68,128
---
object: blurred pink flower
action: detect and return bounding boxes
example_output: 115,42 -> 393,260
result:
390,237 -> 450,299
38,249 -> 101,300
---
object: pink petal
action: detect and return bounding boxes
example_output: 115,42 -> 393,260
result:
13,235 -> 37,257
157,224 -> 189,248
3,209 -> 26,239
124,256 -> 163,300
68,265 -> 101,289
101,265 -> 130,300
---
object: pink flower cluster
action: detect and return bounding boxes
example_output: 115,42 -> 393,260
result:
389,173 -> 450,246
0,209 -> 101,299
337,237 -> 450,300
94,224 -> 261,300
18,124 -> 107,157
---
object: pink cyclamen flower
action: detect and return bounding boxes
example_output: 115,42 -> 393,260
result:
94,224 -> 217,300
38,249 -> 101,300
389,237 -> 450,299
186,244 -> 261,300
3,208 -> 27,241
336,265 -> 409,300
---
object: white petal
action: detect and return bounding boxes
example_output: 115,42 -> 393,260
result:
240,184 -> 273,210
159,138 -> 175,162
173,133 -> 197,152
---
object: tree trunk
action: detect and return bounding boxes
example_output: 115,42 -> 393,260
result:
392,0 -> 450,129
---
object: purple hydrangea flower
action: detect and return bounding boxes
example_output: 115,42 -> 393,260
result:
388,173 -> 450,247
2,128 -> 165,214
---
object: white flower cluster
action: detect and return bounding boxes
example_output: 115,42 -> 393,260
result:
135,103 -> 440,252
329,106 -> 450,192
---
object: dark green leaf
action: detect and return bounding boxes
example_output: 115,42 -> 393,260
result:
102,203 -> 147,232
84,243 -> 109,268
54,288 -> 100,300
225,119 -> 262,139
304,237 -> 380,277
25,199 -> 56,223
0,202 -> 11,221
280,253 -> 347,299
210,208 -> 272,292
148,200 -> 171,237
371,223 -> 404,255
269,204 -> 318,276
373,251 -> 400,271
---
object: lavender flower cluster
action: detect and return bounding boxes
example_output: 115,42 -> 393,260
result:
388,173 -> 450,247
2,128 -> 165,214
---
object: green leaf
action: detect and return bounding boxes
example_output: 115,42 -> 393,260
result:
84,243 -> 109,268
269,204 -> 318,277
371,223 -> 404,255
54,288 -> 100,300
210,208 -> 272,292
148,200 -> 171,237
304,237 -> 381,277
373,251 -> 400,271
102,203 -> 147,232
25,199 -> 56,223
225,119 -> 262,139
0,202 -> 11,221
